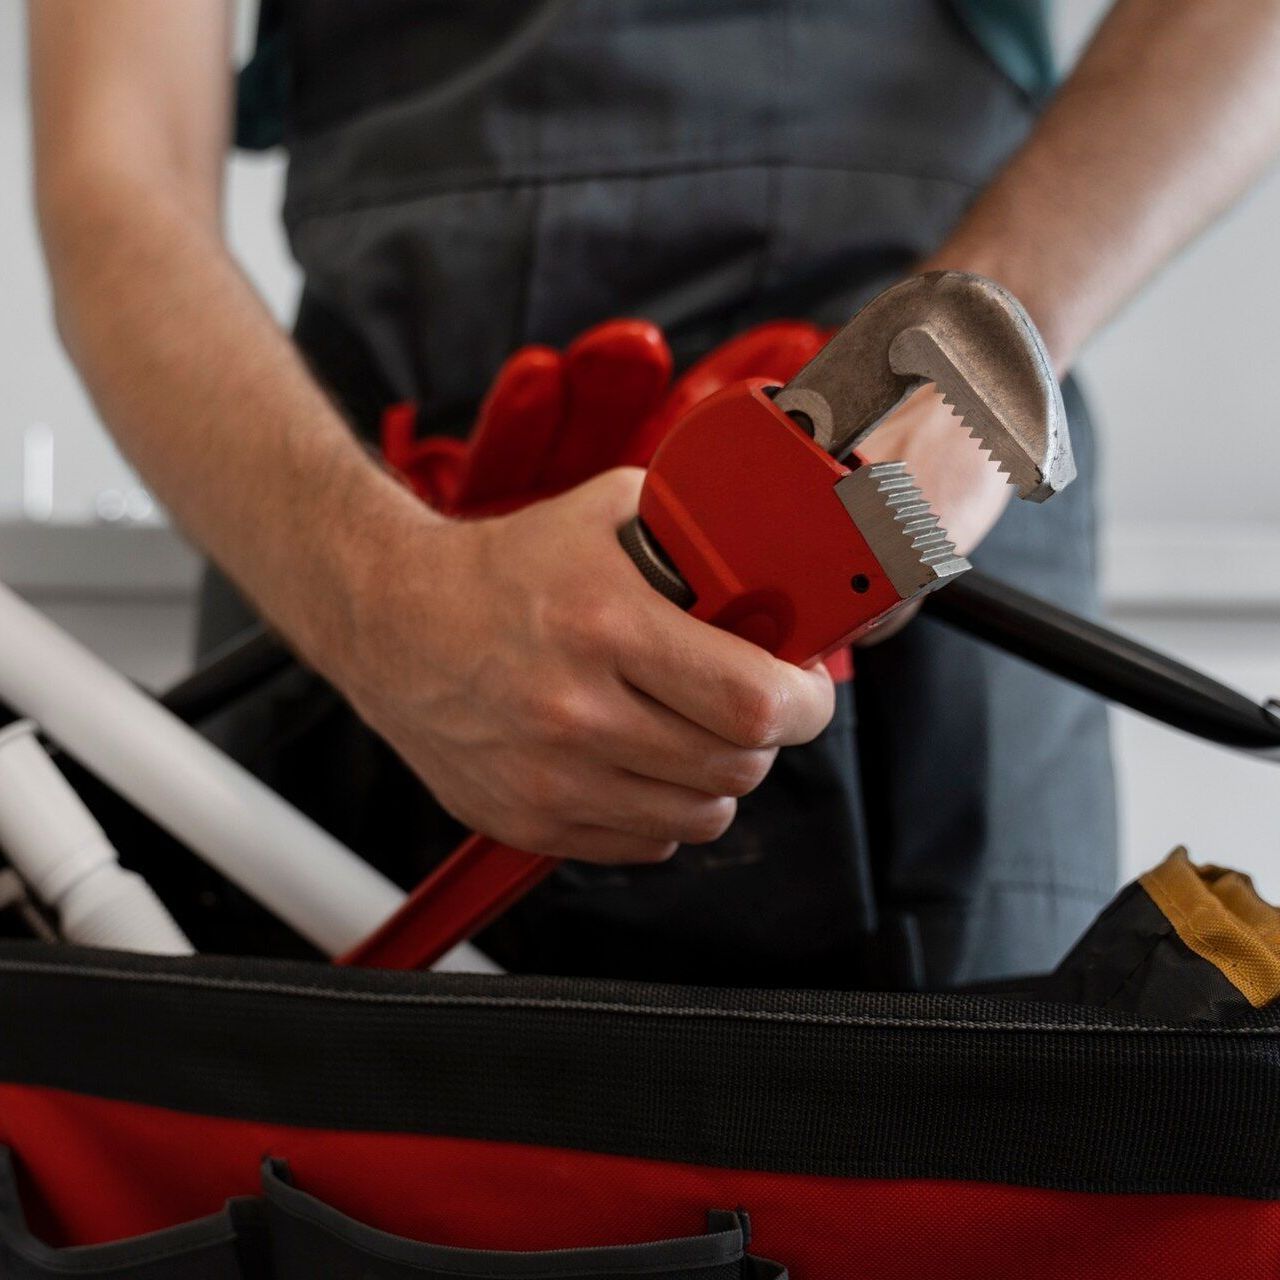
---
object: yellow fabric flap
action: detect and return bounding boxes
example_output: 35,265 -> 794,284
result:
1141,847 -> 1280,1008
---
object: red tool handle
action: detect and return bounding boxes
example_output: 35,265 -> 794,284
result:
339,835 -> 553,968
342,381 -> 900,970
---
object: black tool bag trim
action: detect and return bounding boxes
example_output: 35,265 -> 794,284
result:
0,1147 -> 265,1279
264,1160 -> 785,1278
0,1145 -> 783,1280
1,943 -> 1278,1199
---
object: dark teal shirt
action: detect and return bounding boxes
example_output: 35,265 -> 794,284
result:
236,1 -> 1057,150
953,0 -> 1056,99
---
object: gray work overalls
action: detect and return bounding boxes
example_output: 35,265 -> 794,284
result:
205,0 -> 1116,987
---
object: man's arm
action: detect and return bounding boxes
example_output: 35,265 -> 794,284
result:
864,0 -> 1280,561
28,0 -> 833,865
28,0 -> 414,677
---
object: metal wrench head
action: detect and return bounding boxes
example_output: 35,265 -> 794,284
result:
772,271 -> 1074,503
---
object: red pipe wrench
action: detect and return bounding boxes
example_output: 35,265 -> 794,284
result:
342,271 -> 1074,970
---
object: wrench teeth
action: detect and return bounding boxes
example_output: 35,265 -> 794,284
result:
835,462 -> 970,600
887,321 -> 1072,501
939,384 -> 1042,497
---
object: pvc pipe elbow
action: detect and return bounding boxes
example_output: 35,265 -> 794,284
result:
0,719 -> 192,954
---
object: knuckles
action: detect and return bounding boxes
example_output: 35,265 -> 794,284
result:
724,680 -> 790,750
524,684 -> 600,749
508,759 -> 579,816
558,596 -> 625,659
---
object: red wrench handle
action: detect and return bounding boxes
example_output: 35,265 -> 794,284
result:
342,382 -> 902,971
339,836 -> 553,968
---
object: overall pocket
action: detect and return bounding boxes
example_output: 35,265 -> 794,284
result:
0,1147 -> 266,1279
263,1158 -> 788,1279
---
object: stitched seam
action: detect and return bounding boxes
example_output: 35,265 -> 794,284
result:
286,156 -> 978,225
0,960 -> 1273,1036
983,880 -> 1112,899
1149,880 -> 1279,1008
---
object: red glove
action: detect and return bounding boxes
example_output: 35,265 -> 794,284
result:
624,320 -> 829,467
381,320 -> 672,515
381,319 -> 831,511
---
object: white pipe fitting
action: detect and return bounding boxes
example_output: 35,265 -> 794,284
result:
0,583 -> 404,955
0,719 -> 192,953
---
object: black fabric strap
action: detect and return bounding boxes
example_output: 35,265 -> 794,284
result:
264,1159 -> 784,1278
1,945 -> 1279,1198
0,1144 -> 784,1280
0,1146 -> 257,1279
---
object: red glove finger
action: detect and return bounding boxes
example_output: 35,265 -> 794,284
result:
454,345 -> 565,512
624,321 -> 829,466
380,404 -> 468,509
545,319 -> 674,493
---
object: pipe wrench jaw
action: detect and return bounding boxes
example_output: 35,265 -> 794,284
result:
833,458 -> 969,606
629,381 -> 965,664
774,271 -> 1074,503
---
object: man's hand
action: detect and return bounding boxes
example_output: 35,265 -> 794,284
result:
337,468 -> 835,865
858,386 -> 1013,560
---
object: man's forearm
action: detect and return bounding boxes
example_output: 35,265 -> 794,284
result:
927,0 -> 1280,369
39,166 -> 437,677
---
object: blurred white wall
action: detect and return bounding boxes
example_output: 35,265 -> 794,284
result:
1111,619 -> 1280,898
0,1 -> 299,522
1049,1 -> 1280,897
1,1 -> 1277,899
1054,1 -> 1280,609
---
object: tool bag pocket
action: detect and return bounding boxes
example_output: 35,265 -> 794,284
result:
263,1158 -> 787,1279
0,1147 -> 265,1279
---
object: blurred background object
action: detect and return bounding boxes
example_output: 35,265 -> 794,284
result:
0,2 -> 1276,895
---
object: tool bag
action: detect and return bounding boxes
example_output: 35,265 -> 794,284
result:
1,937 -> 1279,1279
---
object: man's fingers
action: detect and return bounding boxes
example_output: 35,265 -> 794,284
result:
499,750 -> 739,848
592,690 -> 779,797
618,603 -> 836,749
423,466 -> 832,872
554,827 -> 679,867
570,773 -> 738,846
575,468 -> 834,750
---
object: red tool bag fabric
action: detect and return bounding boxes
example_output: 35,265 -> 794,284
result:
1,944 -> 1278,1279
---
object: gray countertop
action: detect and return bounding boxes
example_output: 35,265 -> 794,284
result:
0,522 -> 200,598
2,520 -> 1276,617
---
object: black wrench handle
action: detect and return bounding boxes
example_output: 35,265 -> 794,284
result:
926,570 -> 1280,757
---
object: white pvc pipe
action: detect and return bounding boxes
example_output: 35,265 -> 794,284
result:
0,582 -> 404,955
0,719 -> 192,953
